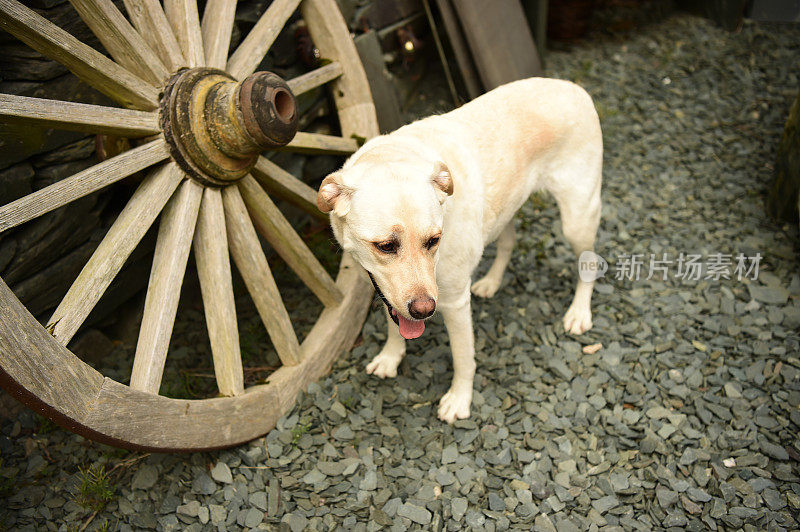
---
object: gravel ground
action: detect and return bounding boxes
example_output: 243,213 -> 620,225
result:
3,13 -> 800,532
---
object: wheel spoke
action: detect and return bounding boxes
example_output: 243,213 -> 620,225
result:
0,139 -> 168,233
251,156 -> 327,222
277,131 -> 359,155
47,163 -> 183,345
239,175 -> 342,308
68,0 -> 169,85
123,0 -> 186,71
201,0 -> 236,69
222,186 -> 301,366
130,179 -> 202,394
164,0 -> 205,67
0,94 -> 160,137
226,0 -> 302,80
194,187 -> 244,396
300,0 -> 379,139
286,62 -> 343,96
0,0 -> 159,110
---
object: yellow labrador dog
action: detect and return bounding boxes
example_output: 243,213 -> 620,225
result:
317,78 -> 602,423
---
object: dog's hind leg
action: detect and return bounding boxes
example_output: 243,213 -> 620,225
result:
471,221 -> 516,298
366,307 -> 406,378
552,157 -> 602,335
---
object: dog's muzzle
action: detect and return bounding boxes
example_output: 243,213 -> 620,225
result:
367,271 -> 399,326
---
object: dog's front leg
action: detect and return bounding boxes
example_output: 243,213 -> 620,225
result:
438,297 -> 476,423
366,307 -> 406,378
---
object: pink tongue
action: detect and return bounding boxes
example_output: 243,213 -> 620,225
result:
398,314 -> 425,339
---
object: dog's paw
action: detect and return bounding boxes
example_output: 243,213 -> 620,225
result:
366,350 -> 403,378
471,276 -> 501,298
438,389 -> 472,423
563,304 -> 593,335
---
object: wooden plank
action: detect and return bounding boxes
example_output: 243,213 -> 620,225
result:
278,131 -> 359,155
354,30 -> 403,133
69,0 -> 169,85
130,179 -> 202,394
47,163 -> 183,345
0,0 -> 159,110
164,0 -> 205,67
251,156 -> 328,222
221,186 -> 302,366
123,0 -> 186,71
239,175 -> 342,308
452,0 -> 542,91
0,139 -> 169,233
286,62 -> 343,96
193,187 -> 243,396
0,94 -> 160,137
201,0 -> 237,69
434,0 -> 482,98
767,89 -> 800,222
226,0 -> 302,80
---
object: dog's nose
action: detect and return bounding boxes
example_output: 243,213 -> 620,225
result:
408,298 -> 436,319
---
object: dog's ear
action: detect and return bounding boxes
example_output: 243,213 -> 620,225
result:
317,172 -> 353,216
432,162 -> 454,200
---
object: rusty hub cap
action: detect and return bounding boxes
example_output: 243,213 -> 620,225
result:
160,68 -> 299,187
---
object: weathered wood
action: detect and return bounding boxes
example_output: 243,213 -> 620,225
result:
226,0 -> 302,80
354,30 -> 404,132
221,185 -> 302,366
0,94 -> 160,137
193,187 -> 243,397
0,0 -> 159,110
452,0 -> 542,90
301,0 -> 379,139
130,178 -> 202,394
123,0 -> 186,71
434,0 -> 481,98
279,131 -> 359,155
251,156 -> 328,222
201,0 -> 236,69
286,62 -> 343,96
767,89 -> 800,223
68,0 -> 169,85
47,163 -> 183,345
0,139 -> 169,233
239,175 -> 342,308
164,0 -> 205,67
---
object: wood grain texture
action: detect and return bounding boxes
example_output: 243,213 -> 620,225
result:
0,94 -> 160,137
279,131 -> 359,155
123,0 -> 186,71
0,252 -> 369,450
164,0 -> 205,67
301,0 -> 379,139
130,179 -> 202,394
251,156 -> 327,222
239,175 -> 342,308
201,0 -> 236,69
69,0 -> 169,85
222,186 -> 301,366
226,0 -> 301,80
0,139 -> 169,233
47,163 -> 183,345
0,0 -> 159,110
286,62 -> 343,96
193,187 -> 244,396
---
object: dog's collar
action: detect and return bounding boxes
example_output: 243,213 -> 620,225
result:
368,271 -> 399,325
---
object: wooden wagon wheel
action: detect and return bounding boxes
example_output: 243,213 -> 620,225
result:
0,0 -> 377,451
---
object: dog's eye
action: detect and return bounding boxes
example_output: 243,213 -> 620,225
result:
425,236 -> 440,249
374,241 -> 398,254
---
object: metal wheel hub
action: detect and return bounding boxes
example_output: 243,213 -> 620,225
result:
160,68 -> 299,187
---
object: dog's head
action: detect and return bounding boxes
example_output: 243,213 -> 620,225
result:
317,154 -> 454,339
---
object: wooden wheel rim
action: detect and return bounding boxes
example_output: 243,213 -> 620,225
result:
0,0 -> 377,451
